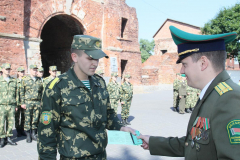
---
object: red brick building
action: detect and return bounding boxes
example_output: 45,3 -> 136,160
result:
0,0 -> 142,84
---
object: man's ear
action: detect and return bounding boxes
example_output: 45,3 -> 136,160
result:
200,56 -> 208,71
71,53 -> 78,63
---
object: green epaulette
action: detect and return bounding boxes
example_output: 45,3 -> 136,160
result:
214,82 -> 233,96
48,77 -> 61,89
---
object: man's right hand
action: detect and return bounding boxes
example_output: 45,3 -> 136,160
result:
138,135 -> 150,150
21,104 -> 26,109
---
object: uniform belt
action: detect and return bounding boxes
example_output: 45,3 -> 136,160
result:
60,151 -> 105,160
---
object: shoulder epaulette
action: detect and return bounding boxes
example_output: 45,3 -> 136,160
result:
48,77 -> 61,89
214,82 -> 233,96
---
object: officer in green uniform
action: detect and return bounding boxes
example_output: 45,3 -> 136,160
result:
43,65 -> 57,88
37,35 -> 135,160
178,74 -> 187,114
107,72 -> 120,114
0,63 -> 18,147
120,74 -> 133,125
138,26 -> 240,159
37,67 -> 44,83
20,64 -> 43,143
15,66 -> 27,137
173,73 -> 180,112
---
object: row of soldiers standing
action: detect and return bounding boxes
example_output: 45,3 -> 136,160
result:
107,73 -> 133,125
0,63 -> 59,148
173,73 -> 200,114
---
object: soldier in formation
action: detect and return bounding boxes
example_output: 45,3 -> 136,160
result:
43,65 -> 57,88
37,35 -> 135,159
120,74 -> 133,125
0,63 -> 18,147
37,67 -> 44,83
15,67 -> 27,137
20,64 -> 43,143
173,73 -> 181,111
107,72 -> 121,114
178,74 -> 187,114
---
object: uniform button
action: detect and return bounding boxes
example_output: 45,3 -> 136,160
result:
185,142 -> 188,146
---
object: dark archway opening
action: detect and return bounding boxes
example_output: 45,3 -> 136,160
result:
40,14 -> 83,77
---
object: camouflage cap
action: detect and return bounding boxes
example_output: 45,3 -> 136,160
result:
111,72 -> 118,77
2,63 -> 11,69
38,67 -> 44,72
96,70 -> 104,75
30,64 -> 38,69
17,66 -> 25,72
49,65 -> 57,71
71,35 -> 109,59
124,74 -> 131,78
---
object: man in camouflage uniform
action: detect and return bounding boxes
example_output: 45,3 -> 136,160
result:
173,73 -> 180,112
20,64 -> 43,143
120,74 -> 133,125
38,67 -> 44,83
107,72 -> 120,114
15,66 -> 27,137
43,65 -> 57,88
178,74 -> 187,114
37,35 -> 135,160
0,63 -> 18,147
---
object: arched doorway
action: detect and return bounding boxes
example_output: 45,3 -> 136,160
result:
40,14 -> 83,77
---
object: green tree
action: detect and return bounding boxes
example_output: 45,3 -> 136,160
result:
140,39 -> 155,63
201,3 -> 240,59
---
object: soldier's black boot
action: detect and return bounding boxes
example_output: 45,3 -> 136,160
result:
16,129 -> 22,137
125,119 -> 131,125
0,138 -> 5,148
26,130 -> 32,143
172,107 -> 177,112
185,108 -> 192,113
6,137 -> 17,145
31,129 -> 37,141
20,129 -> 26,136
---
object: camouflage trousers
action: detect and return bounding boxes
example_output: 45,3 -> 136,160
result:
0,104 -> 15,138
110,98 -> 119,114
15,105 -> 25,130
60,151 -> 106,160
173,91 -> 179,108
179,95 -> 186,114
24,101 -> 41,131
121,99 -> 132,119
185,95 -> 193,109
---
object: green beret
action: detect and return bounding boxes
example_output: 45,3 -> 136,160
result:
71,35 -> 109,59
2,63 -> 11,69
96,70 -> 104,75
30,64 -> 38,69
124,74 -> 131,78
169,26 -> 237,64
17,67 -> 25,72
38,67 -> 44,72
111,72 -> 118,77
49,66 -> 57,71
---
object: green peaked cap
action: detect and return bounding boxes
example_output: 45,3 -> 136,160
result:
170,26 -> 237,45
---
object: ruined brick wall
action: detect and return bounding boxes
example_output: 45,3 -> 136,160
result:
0,0 -> 141,84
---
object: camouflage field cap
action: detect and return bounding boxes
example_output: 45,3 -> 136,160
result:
38,67 -> 44,72
17,66 -> 25,72
169,26 -> 237,64
111,72 -> 118,77
49,66 -> 57,71
30,64 -> 38,69
96,70 -> 104,75
71,35 -> 109,59
2,63 -> 11,69
124,74 -> 131,78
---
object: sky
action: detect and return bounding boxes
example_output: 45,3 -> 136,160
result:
126,0 -> 240,41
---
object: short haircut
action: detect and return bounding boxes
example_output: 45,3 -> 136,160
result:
190,50 -> 226,72
71,48 -> 84,56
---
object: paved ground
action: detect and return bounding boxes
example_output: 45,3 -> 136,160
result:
0,88 -> 192,160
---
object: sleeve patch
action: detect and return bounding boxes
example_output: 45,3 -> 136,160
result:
49,77 -> 59,89
226,119 -> 240,144
214,82 -> 233,96
41,111 -> 52,125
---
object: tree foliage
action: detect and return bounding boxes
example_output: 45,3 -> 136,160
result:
201,3 -> 240,58
140,39 -> 155,63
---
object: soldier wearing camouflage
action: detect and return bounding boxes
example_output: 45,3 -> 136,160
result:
173,73 -> 181,111
37,35 -> 135,160
120,74 -> 133,125
178,75 -> 187,114
107,72 -> 120,114
15,66 -> 27,137
0,63 -> 18,147
20,64 -> 43,143
43,65 -> 57,88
